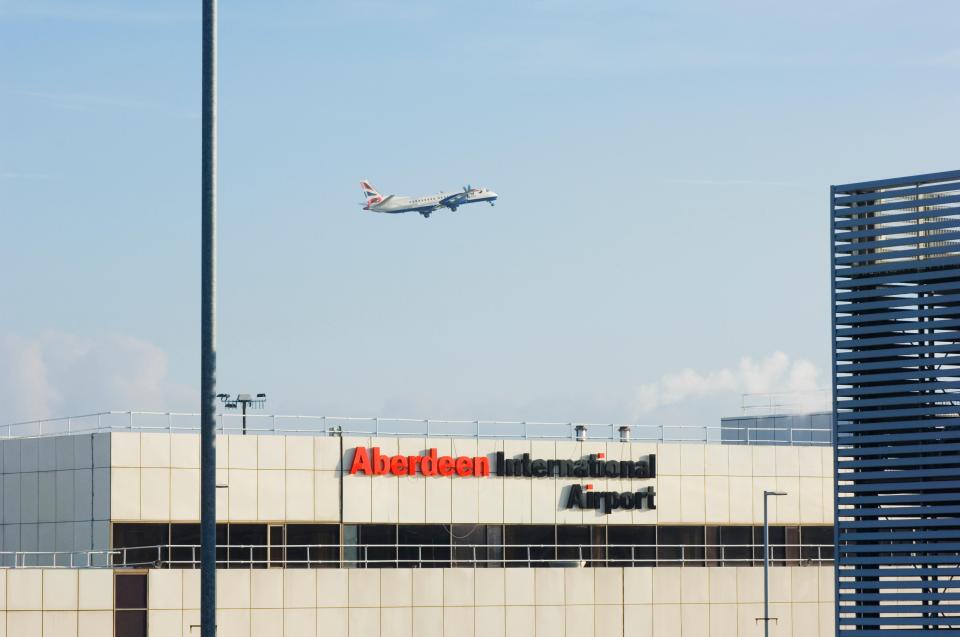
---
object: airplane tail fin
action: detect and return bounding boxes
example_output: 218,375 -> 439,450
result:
360,180 -> 383,208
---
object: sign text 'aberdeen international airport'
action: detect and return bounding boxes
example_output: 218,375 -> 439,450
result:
349,447 -> 657,515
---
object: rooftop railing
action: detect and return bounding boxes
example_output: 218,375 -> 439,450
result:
1,411 -> 832,446
0,543 -> 834,569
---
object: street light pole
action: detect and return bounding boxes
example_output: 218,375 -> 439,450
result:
200,0 -> 217,635
762,490 -> 787,637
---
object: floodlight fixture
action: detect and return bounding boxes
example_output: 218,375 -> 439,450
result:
217,392 -> 267,435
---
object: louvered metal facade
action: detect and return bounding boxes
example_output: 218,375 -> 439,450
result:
832,169 -> 960,634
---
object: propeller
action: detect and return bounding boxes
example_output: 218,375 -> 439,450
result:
463,184 -> 472,193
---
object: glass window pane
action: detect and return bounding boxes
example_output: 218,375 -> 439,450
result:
607,526 -> 655,567
486,525 -> 504,568
452,525 -> 487,567
556,526 -> 590,565
286,524 -> 340,568
115,609 -> 147,637
504,525 -> 555,567
657,526 -> 704,566
359,525 -> 398,568
228,524 -> 267,568
801,526 -> 834,563
112,524 -> 168,567
115,574 -> 147,609
170,524 -> 200,568
785,526 -> 801,566
719,526 -> 754,566
343,525 -> 359,567
705,526 -> 721,566
269,525 -> 285,568
398,525 -> 449,568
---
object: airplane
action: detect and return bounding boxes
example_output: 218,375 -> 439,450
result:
360,180 -> 498,218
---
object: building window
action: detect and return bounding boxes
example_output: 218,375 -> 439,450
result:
451,524 -> 489,567
607,525 -> 655,566
717,526 -> 753,566
505,525 -> 555,567
228,524 -> 267,568
170,524 -> 200,568
115,572 -> 147,637
399,525 -> 450,568
658,526 -> 704,566
801,526 -> 833,562
113,524 -> 168,567
358,524 -> 398,567
285,524 -> 339,568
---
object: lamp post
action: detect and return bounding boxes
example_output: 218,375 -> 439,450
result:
762,490 -> 787,637
200,0 -> 217,635
217,393 -> 267,435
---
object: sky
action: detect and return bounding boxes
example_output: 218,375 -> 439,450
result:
1,0 -> 958,427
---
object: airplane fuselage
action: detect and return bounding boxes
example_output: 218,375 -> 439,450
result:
362,184 -> 498,218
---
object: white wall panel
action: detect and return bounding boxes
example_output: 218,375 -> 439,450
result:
341,474 -> 371,524
257,470 -> 285,521
424,477 -> 451,524
227,470 -> 257,521
451,476 -> 479,524
478,476 -> 503,524
251,569 -> 284,609
798,477 -> 823,524
370,475 -> 398,524
140,468 -> 170,521
380,569 -> 412,608
257,437 -> 285,470
705,475 -> 730,524
109,468 -> 139,520
109,433 -> 139,468
313,472 -> 339,522
229,436 -> 257,470
752,446 -> 776,477
314,438 -> 341,473
170,434 -> 199,469
141,433 -> 171,469
170,469 -> 200,521
285,437 -> 313,471
285,470 -> 314,522
475,606 -> 505,637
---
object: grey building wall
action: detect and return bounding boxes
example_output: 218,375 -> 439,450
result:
0,434 -> 111,565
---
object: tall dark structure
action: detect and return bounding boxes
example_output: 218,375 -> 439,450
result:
832,170 -> 960,633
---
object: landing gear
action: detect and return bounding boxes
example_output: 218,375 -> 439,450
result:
421,212 -> 431,219
489,201 -> 495,206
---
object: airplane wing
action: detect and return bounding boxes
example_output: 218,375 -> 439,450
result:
439,191 -> 470,209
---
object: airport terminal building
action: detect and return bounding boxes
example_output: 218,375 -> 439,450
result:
0,413 -> 834,636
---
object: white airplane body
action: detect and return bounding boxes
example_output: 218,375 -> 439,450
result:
360,180 -> 498,218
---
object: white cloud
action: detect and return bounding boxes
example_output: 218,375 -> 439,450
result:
632,351 -> 829,418
0,331 -> 196,424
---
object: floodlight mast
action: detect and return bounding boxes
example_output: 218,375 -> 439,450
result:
200,0 -> 217,634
